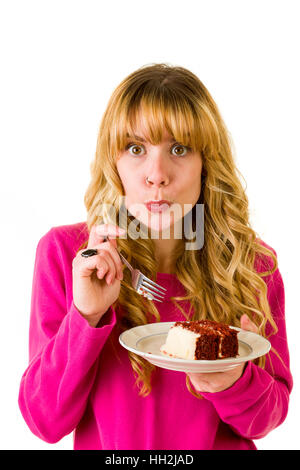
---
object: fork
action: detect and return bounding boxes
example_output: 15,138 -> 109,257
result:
104,237 -> 167,302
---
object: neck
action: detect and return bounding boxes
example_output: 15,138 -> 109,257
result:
145,219 -> 184,273
153,236 -> 181,274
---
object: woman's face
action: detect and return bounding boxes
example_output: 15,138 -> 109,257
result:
116,126 -> 203,236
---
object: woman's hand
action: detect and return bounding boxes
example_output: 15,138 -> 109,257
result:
186,315 -> 259,393
72,224 -> 126,327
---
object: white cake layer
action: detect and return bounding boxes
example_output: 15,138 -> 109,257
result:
160,324 -> 227,360
160,325 -> 199,360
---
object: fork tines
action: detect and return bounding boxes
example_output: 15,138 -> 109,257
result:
138,277 -> 167,302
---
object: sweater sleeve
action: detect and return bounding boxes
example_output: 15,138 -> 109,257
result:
18,228 -> 117,443
200,266 -> 293,440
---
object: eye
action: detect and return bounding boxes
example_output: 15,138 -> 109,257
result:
126,143 -> 145,156
171,144 -> 190,157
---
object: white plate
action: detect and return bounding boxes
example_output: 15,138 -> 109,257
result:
119,321 -> 271,373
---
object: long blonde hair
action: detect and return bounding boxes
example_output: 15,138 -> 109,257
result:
79,63 -> 279,397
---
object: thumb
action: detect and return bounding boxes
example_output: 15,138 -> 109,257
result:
240,314 -> 259,334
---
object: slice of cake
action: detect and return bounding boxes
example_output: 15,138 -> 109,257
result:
160,320 -> 239,360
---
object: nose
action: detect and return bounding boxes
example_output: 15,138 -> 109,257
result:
145,155 -> 170,187
146,175 -> 169,187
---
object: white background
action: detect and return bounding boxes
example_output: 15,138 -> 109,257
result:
0,0 -> 299,450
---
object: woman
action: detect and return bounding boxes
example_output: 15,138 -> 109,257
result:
18,63 -> 293,450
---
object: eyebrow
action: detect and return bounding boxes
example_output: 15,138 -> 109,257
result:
126,133 -> 176,143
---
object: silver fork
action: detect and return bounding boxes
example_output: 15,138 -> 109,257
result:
104,237 -> 166,302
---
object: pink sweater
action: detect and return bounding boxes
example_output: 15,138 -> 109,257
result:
18,222 -> 293,450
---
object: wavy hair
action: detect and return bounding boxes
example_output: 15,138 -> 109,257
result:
78,63 -> 279,398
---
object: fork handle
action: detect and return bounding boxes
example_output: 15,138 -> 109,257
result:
118,252 -> 133,272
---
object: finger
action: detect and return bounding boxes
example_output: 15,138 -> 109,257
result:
240,314 -> 259,333
73,249 -> 110,279
83,240 -> 123,281
99,240 -> 124,280
95,250 -> 117,284
188,372 -> 217,383
88,224 -> 126,249
75,247 -> 116,283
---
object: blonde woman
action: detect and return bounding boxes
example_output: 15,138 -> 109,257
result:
18,64 -> 293,450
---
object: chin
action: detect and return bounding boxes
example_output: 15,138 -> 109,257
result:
141,215 -> 183,239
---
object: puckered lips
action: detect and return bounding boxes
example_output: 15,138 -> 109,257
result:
145,200 -> 172,213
